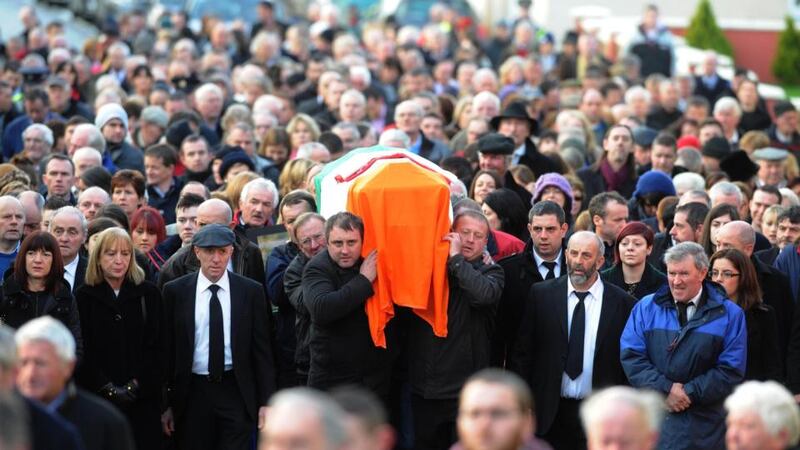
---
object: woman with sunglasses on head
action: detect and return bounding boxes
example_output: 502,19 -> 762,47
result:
710,248 -> 782,381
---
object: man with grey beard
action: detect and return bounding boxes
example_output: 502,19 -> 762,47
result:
511,231 -> 636,450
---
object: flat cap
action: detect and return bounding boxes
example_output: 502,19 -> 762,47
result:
192,224 -> 235,248
140,106 -> 168,128
774,100 -> 796,118
753,147 -> 789,161
46,75 -> 68,88
632,126 -> 658,148
477,133 -> 515,155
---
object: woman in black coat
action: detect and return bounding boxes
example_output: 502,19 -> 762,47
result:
710,248 -> 783,381
0,231 -> 82,357
75,227 -> 162,450
601,221 -> 666,300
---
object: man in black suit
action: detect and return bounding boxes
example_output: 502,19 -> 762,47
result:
162,224 -> 275,450
692,51 -> 734,107
48,206 -> 87,293
494,201 -> 568,367
511,231 -> 636,450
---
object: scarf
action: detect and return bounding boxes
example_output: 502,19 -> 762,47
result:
599,158 -> 630,192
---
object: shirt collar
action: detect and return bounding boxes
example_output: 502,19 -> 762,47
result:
683,287 -> 703,308
64,255 -> 79,275
567,273 -> 603,301
533,248 -> 562,268
197,269 -> 230,293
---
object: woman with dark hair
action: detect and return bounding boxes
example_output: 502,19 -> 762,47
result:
601,221 -> 666,299
710,248 -> 782,381
469,169 -> 502,204
481,188 -> 529,241
76,228 -> 162,449
700,204 -> 740,257
0,231 -> 82,354
55,60 -> 84,102
129,206 -> 168,272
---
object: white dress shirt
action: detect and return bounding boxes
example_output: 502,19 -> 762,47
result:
533,249 -> 562,280
63,256 -> 79,291
192,270 -> 233,374
561,275 -> 604,399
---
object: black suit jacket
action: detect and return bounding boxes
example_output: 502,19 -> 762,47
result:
72,254 -> 87,295
163,271 -> 276,422
753,256 -> 795,361
57,383 -> 136,450
510,276 -> 635,435
692,74 -> 734,106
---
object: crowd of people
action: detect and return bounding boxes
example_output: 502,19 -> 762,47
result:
3,0 -> 800,449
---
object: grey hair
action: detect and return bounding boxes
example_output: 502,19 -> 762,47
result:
297,142 -> 329,160
107,41 -> 131,58
378,129 -> 411,148
0,391 -> 30,448
72,147 -> 103,165
15,316 -> 76,362
73,124 -> 106,152
709,181 -> 743,206
780,188 -> 800,207
725,381 -> 800,446
394,100 -> 424,121
17,190 -> 45,210
625,85 -> 651,105
568,230 -> 605,257
23,123 -> 54,147
240,178 -> 279,206
473,91 -> 500,110
340,88 -> 366,107
581,386 -> 664,435
713,96 -> 742,118
331,122 -> 361,140
664,241 -> 709,271
78,186 -> 111,204
0,325 -> 16,370
194,82 -> 224,102
50,206 -> 88,237
675,148 -> 703,175
267,388 -> 348,449
672,172 -> 706,194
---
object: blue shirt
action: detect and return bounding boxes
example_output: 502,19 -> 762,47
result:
0,244 -> 19,285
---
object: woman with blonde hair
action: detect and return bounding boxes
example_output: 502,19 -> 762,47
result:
76,227 -> 162,449
286,114 -> 321,160
279,158 -> 315,197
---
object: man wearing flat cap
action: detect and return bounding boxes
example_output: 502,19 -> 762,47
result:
754,147 -> 789,188
477,132 -> 533,204
768,101 -> 800,157
162,224 -> 275,450
492,101 -> 559,179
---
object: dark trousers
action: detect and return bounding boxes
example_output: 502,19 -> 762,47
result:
177,373 -> 254,450
542,398 -> 586,450
411,395 -> 458,450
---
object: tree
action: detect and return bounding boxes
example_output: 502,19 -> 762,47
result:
772,16 -> 800,84
685,0 -> 734,57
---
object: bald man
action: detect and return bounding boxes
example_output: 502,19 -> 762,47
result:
716,221 -> 795,361
0,196 -> 25,281
157,199 -> 266,290
511,231 -> 636,450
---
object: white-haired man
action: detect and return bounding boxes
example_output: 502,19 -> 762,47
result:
725,381 -> 800,450
580,386 -> 663,450
15,316 -> 135,450
394,100 -> 450,162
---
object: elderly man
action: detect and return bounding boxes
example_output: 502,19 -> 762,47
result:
49,206 -> 88,293
235,177 -> 279,237
716,221 -> 795,359
265,191 -> 316,388
17,190 -> 43,239
76,187 -> 111,222
71,147 -> 103,181
95,103 -> 145,173
713,97 -> 743,146
158,198 -> 265,290
21,123 -> 53,170
692,51 -> 734,105
511,231 -> 635,450
621,242 -> 746,450
260,388 -> 348,450
394,100 -> 450,162
580,386 -> 663,450
754,148 -> 789,189
339,89 -> 366,123
2,88 -> 58,160
646,79 -> 683,131
40,154 -> 76,205
455,369 -> 551,450
725,381 -> 800,450
408,210 -> 505,450
67,123 -> 106,157
0,196 -> 24,281
492,102 -> 558,180
162,224 -> 274,450
134,106 -> 168,149
475,132 -> 532,204
0,323 -> 85,450
296,142 -> 331,163
194,83 -> 225,137
15,317 -> 135,450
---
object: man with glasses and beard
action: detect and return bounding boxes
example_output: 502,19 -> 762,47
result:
511,231 -> 635,450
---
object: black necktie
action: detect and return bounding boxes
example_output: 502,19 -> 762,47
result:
543,261 -> 557,280
565,291 -> 589,380
208,284 -> 224,379
676,302 -> 689,327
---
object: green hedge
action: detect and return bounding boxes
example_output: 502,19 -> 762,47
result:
685,0 -> 734,57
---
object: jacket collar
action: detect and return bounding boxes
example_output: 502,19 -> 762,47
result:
653,280 -> 727,311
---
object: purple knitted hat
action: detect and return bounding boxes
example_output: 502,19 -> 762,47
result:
533,172 -> 574,206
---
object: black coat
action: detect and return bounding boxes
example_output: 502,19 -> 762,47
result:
26,396 -> 86,450
744,305 -> 783,382
162,271 -> 276,423
302,249 -> 384,391
266,242 -> 299,386
646,232 -> 672,273
601,263 -> 667,300
408,255 -> 504,399
74,279 -> 162,449
518,139 -> 560,180
692,75 -> 734,106
755,246 -> 780,267
71,254 -> 88,295
284,252 -> 311,376
577,165 -> 637,207
510,276 -> 635,436
0,276 -> 82,359
492,240 -> 566,367
753,255 -> 795,361
57,383 -> 136,450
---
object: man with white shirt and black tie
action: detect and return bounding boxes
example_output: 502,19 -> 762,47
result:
511,231 -> 635,450
162,224 -> 275,450
48,206 -> 87,293
494,201 -> 569,367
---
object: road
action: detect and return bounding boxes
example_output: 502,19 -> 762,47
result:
1,0 -> 98,49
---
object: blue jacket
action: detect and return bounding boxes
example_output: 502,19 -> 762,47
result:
621,281 -> 746,450
775,244 -> 800,301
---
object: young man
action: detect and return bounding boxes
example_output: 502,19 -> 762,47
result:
145,143 -> 184,225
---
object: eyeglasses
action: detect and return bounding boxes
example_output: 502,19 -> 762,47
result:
300,233 -> 325,248
710,270 -> 740,280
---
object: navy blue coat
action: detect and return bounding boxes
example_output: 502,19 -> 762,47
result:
621,281 -> 747,450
